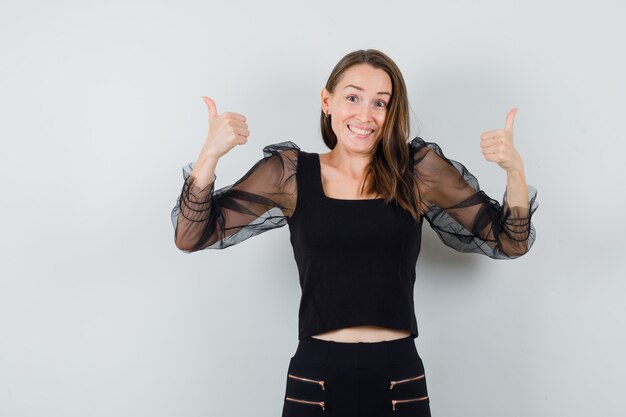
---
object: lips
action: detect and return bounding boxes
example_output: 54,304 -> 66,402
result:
348,124 -> 374,137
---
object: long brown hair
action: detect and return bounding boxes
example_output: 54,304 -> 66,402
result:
320,49 -> 420,221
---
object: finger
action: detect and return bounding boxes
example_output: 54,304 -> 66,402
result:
234,127 -> 250,137
222,112 -> 247,122
505,108 -> 517,131
202,96 -> 219,121
226,119 -> 248,130
483,153 -> 500,163
480,129 -> 505,140
480,144 -> 499,154
480,136 -> 505,148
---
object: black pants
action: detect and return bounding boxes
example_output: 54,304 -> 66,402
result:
281,335 -> 431,417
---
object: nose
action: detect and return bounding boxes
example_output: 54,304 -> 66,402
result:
356,103 -> 372,123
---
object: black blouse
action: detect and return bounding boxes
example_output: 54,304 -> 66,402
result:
171,138 -> 538,339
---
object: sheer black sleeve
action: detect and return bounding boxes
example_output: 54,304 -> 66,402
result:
410,137 -> 538,259
171,141 -> 300,252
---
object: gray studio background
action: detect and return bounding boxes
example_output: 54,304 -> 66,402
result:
1,0 -> 624,416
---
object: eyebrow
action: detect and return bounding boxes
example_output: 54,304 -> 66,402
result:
344,84 -> 391,96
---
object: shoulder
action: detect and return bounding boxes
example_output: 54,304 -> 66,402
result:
408,137 -> 446,159
254,141 -> 313,181
262,141 -> 301,158
407,137 -> 450,172
257,141 -> 304,172
262,141 -> 323,166
408,137 -> 480,190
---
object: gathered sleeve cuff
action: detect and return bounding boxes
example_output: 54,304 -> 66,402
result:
179,169 -> 216,223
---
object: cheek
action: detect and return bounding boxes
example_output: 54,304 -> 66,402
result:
376,113 -> 387,128
330,117 -> 344,136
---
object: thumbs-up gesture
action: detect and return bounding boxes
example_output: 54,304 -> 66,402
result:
480,108 -> 524,173
198,96 -> 250,161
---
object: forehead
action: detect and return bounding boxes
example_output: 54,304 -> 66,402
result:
336,64 -> 392,93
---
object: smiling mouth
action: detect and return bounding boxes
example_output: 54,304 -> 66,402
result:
348,125 -> 374,137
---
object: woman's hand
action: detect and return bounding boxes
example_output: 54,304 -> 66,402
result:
189,97 -> 250,190
479,108 -> 524,174
480,108 -> 529,209
197,96 -> 250,162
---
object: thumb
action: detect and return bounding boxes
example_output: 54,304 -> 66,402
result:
505,108 -> 517,131
202,96 -> 218,121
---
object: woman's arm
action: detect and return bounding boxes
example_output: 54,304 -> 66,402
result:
413,109 -> 538,259
171,97 -> 299,252
174,96 -> 249,251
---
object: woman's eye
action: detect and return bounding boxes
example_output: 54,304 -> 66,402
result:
347,95 -> 358,102
375,101 -> 387,108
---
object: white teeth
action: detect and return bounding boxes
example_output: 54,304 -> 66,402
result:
349,125 -> 373,136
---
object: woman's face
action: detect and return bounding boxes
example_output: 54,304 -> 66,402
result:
321,64 -> 392,155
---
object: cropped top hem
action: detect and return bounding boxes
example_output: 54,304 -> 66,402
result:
299,320 -> 419,341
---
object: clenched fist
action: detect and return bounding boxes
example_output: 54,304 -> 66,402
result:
480,108 -> 524,173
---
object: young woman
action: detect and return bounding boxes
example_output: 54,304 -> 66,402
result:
171,49 -> 537,417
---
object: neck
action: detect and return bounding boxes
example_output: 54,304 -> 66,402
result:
325,146 -> 373,181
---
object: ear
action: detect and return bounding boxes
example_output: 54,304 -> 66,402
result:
320,87 -> 331,114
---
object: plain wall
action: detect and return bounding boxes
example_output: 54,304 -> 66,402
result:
1,0 -> 624,416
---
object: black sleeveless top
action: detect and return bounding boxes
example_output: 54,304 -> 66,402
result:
288,151 -> 422,340
172,138 -> 538,340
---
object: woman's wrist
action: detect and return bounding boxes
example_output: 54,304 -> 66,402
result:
190,156 -> 219,190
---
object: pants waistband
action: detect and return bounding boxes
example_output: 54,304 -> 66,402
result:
293,335 -> 419,369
